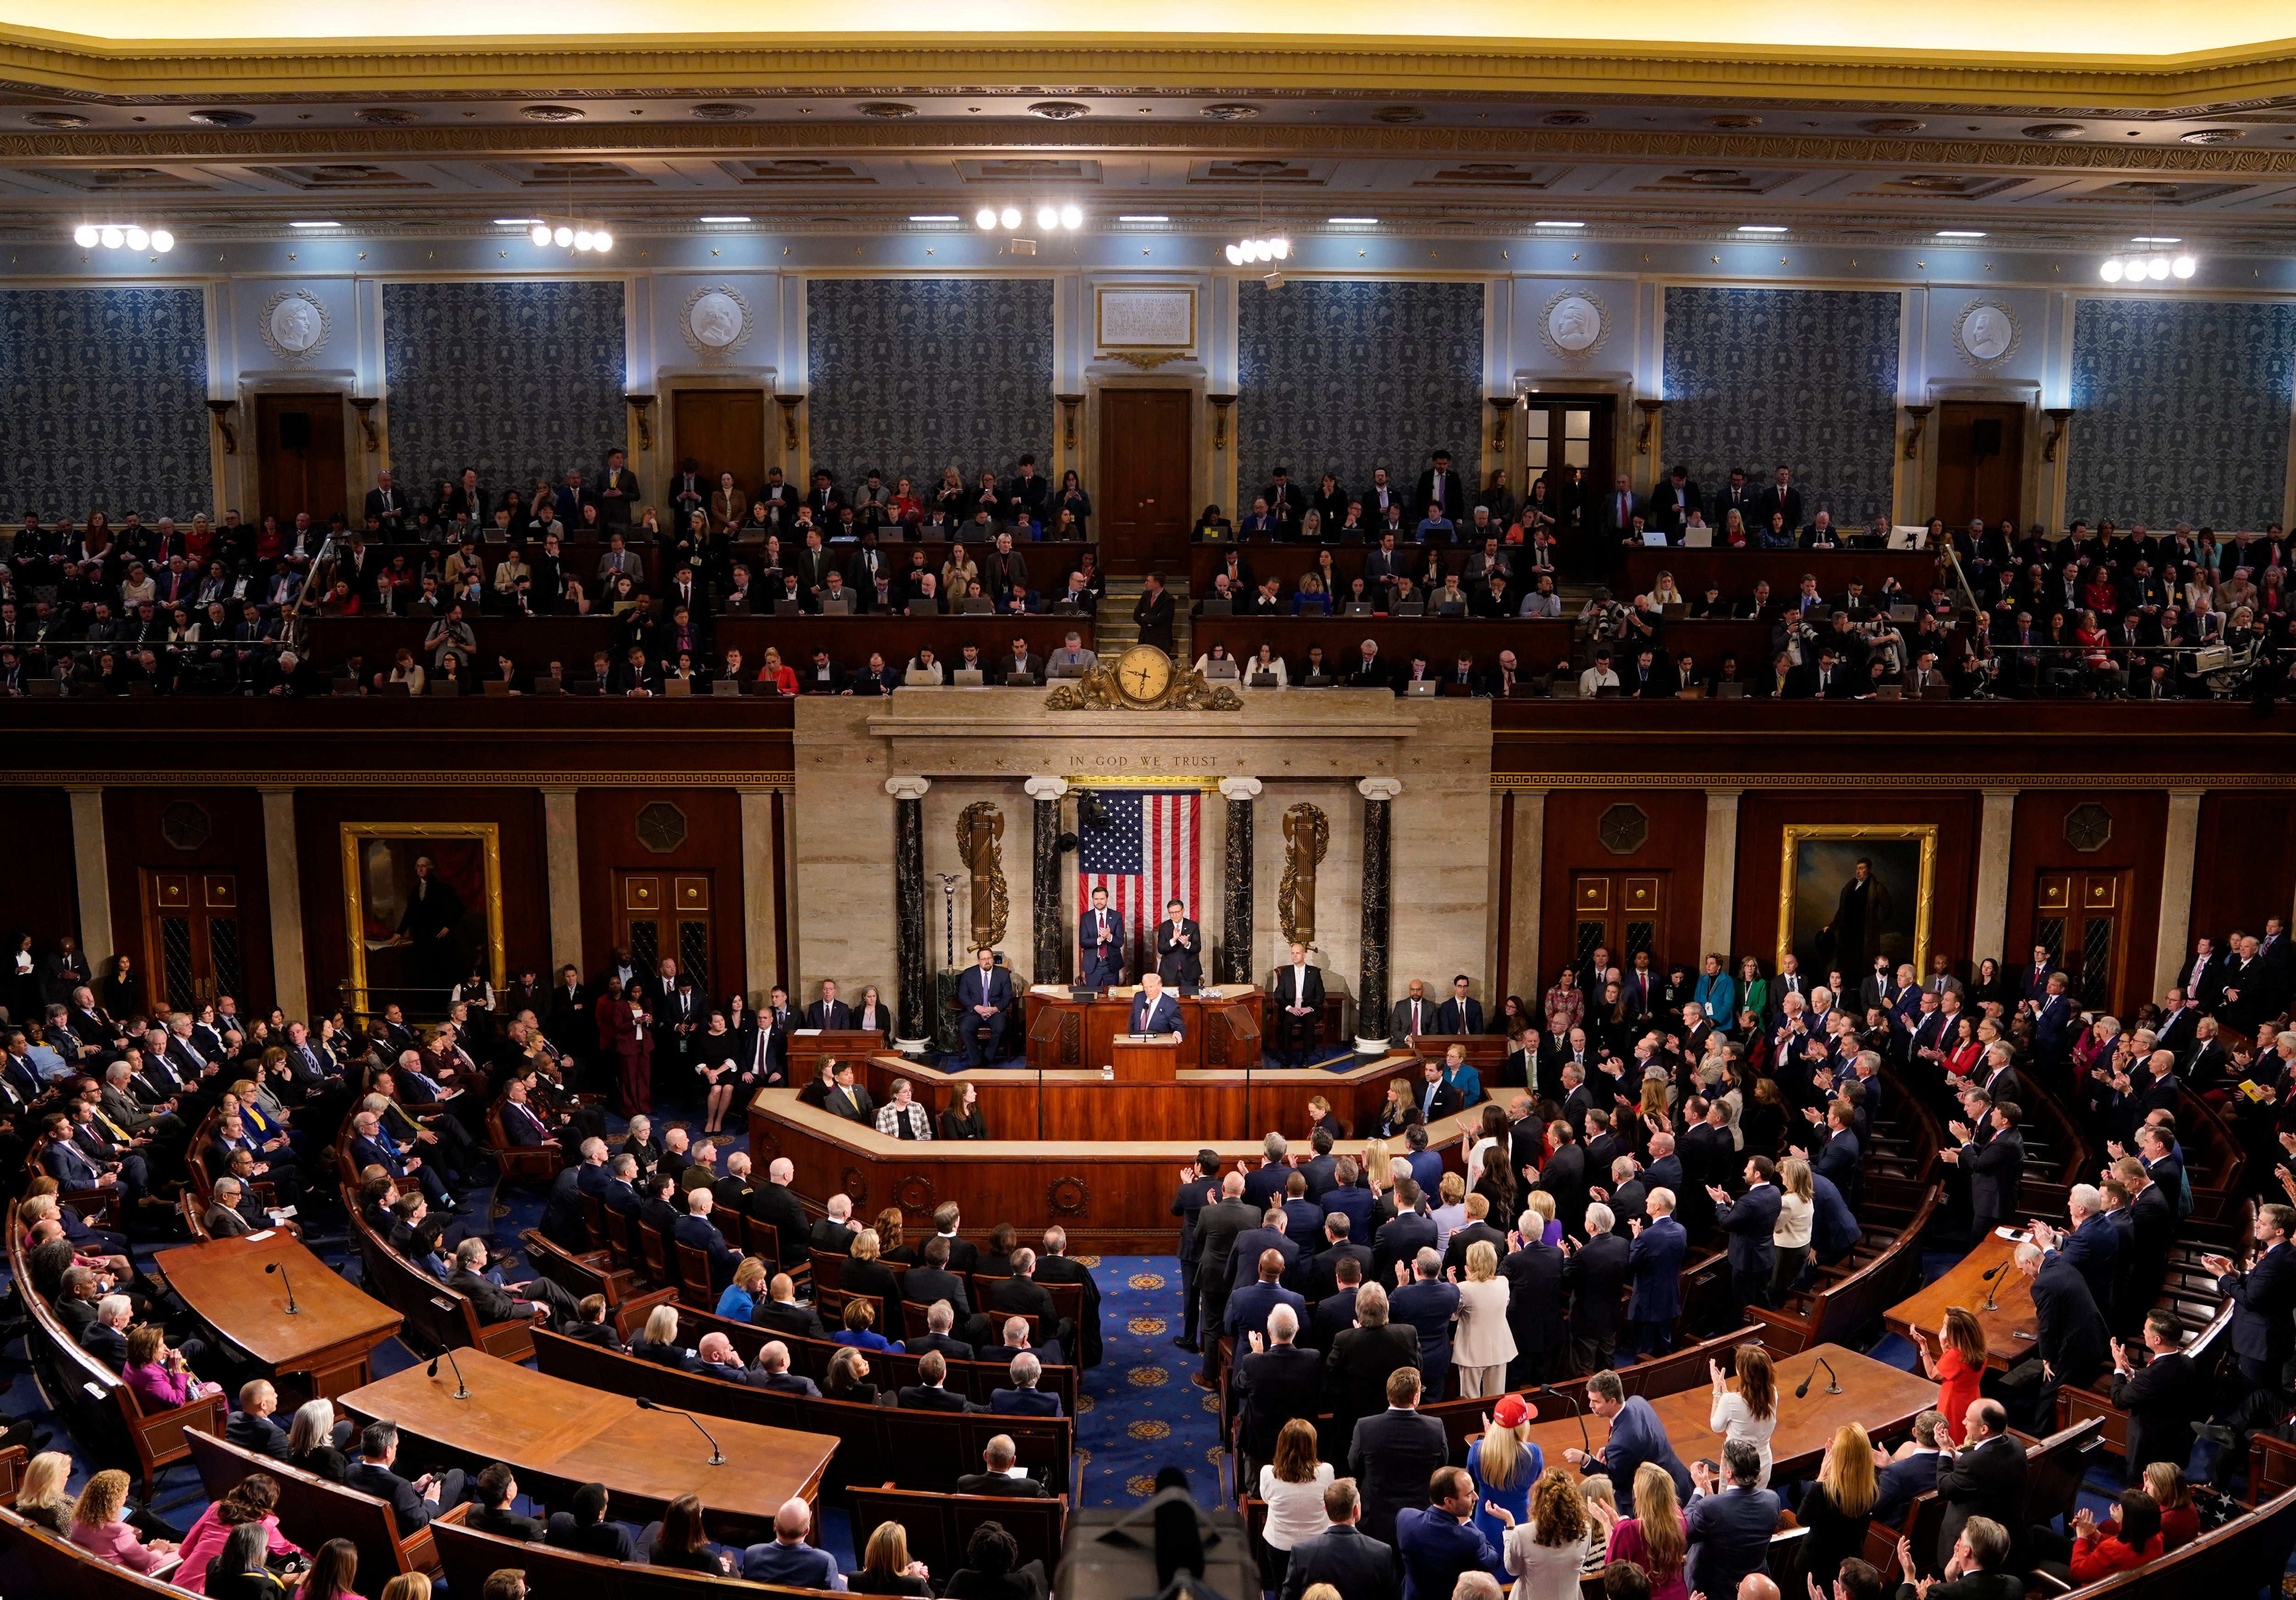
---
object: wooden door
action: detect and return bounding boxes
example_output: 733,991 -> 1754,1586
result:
2035,869 -> 2129,1015
1569,871 -> 1669,973
142,870 -> 244,1012
671,390 -> 767,500
1098,389 -> 1192,574
1933,402 -> 2026,528
1525,396 -> 1613,533
254,393 -> 346,528
613,870 -> 716,992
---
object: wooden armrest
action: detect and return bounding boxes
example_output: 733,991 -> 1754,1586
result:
434,1501 -> 474,1525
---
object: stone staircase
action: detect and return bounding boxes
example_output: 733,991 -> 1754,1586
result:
1095,577 -> 1191,662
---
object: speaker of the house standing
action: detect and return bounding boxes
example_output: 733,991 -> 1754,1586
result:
278,410 -> 312,450
1970,417 -> 2003,457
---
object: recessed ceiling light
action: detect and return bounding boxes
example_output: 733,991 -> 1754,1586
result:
908,214 -> 960,222
494,217 -> 545,225
1117,214 -> 1169,222
1935,230 -> 1986,238
1532,220 -> 1585,229
1328,216 -> 1379,224
698,215 -> 751,223
2131,235 -> 2182,243
1737,225 -> 1788,234
287,220 -> 341,229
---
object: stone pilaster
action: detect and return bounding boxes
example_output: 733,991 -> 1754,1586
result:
1355,777 -> 1402,1052
1699,789 -> 1742,963
66,787 -> 112,971
887,777 -> 932,1051
1024,778 -> 1069,986
540,786 -> 585,977
1218,777 -> 1263,984
1970,788 -> 2020,967
2155,788 -> 2205,1000
259,788 -> 308,1021
738,787 -> 778,1003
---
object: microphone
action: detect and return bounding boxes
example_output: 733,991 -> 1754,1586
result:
637,1396 -> 725,1465
1979,1257 -> 2009,1312
424,1346 -> 471,1400
1795,1356 -> 1840,1399
264,1260 -> 299,1315
1536,1384 -> 1590,1453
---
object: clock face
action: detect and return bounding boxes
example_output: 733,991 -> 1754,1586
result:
1113,644 -> 1175,706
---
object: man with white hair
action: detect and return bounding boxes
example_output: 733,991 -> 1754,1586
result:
693,1331 -> 759,1386
751,1340 -> 819,1396
957,1433 -> 1049,1499
1234,1299 -> 1321,1478
2034,1183 -> 2119,1320
1998,1238 -> 2107,1425
740,1497 -> 844,1589
808,1191 -> 858,1255
988,1351 -> 1060,1417
1564,1201 -> 1632,1375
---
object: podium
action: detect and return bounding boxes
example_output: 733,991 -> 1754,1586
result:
785,1029 -> 891,1084
1109,1035 -> 1180,1084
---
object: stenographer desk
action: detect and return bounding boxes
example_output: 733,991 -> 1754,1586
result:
154,1232 -> 401,1401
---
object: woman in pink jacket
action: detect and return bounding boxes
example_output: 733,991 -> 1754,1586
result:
177,1474 -> 304,1594
68,1469 -> 180,1574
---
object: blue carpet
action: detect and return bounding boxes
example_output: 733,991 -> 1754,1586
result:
1073,1255 -> 1225,1509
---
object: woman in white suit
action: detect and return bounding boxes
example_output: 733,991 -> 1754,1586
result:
1240,641 -> 1289,689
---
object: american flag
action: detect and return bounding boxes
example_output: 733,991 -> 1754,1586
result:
1077,790 -> 1200,977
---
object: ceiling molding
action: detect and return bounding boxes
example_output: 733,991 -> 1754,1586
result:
8,31 -> 2296,107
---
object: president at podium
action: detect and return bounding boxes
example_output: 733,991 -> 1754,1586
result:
1130,971 -> 1184,1036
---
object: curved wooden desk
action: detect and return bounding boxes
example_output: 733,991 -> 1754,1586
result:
1022,984 -> 1268,1074
748,1071 -> 1488,1252
154,1232 -> 401,1402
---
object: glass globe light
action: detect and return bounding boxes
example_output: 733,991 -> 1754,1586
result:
975,208 -> 997,230
124,226 -> 149,250
999,207 -> 1021,230
531,224 -> 552,246
151,229 -> 174,253
74,224 -> 98,247
1059,204 -> 1082,230
1224,243 -> 1244,265
553,225 -> 574,247
2172,255 -> 2196,279
2145,255 -> 2170,280
1271,236 -> 1291,260
592,231 -> 612,252
2099,259 -> 2123,283
1035,205 -> 1058,230
100,226 -> 124,249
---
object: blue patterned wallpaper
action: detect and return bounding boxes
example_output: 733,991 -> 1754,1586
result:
806,278 -> 1053,491
0,287 -> 211,519
2067,298 -> 2296,529
1236,280 -> 1486,506
382,280 -> 627,500
1661,286 -> 1902,523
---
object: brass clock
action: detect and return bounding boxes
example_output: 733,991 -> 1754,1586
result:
1111,644 -> 1176,707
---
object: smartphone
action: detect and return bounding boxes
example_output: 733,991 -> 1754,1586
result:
1994,1227 -> 2032,1243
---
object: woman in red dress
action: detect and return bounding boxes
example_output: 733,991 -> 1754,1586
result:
595,978 -> 652,1117
1919,1305 -> 1987,1443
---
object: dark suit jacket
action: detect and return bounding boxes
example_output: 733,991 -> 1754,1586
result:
1715,1183 -> 1782,1273
906,1332 -> 978,1362
1935,1434 -> 2026,1568
1685,1485 -> 1782,1599
1235,1342 -> 1325,1463
1371,1209 -> 1438,1286
345,1460 -> 439,1535
2223,1241 -> 2296,1366
1325,1324 -> 1422,1437
904,1265 -> 973,1315
748,1182 -> 810,1268
225,1410 -> 293,1460
1279,1524 -> 1399,1600
546,1514 -> 635,1560
751,1299 -> 830,1340
955,1471 -> 1048,1499
898,1383 -> 973,1413
1154,919 -> 1204,987
1347,1408 -> 1449,1544
1872,1451 -> 1940,1524
2110,1350 -> 2200,1473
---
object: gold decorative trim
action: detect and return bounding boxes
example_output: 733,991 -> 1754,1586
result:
0,769 -> 797,788
1103,350 -> 1194,371
1777,823 -> 1936,982
339,820 -> 506,1001
1487,772 -> 2296,789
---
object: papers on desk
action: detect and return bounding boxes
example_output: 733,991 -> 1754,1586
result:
246,1229 -> 277,1242
794,1028 -> 822,1035
1994,1227 -> 2031,1242
1114,1033 -> 1178,1043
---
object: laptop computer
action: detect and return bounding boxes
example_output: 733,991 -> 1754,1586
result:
1683,528 -> 1714,549
774,599 -> 805,616
1662,601 -> 1686,621
483,679 -> 512,696
1048,662 -> 1084,679
1344,602 -> 1376,617
952,668 -> 985,685
962,598 -> 994,615
903,668 -> 940,686
1594,684 -> 1621,698
1887,527 -> 1930,550
1250,671 -> 1279,688
1199,599 -> 1233,617
531,677 -> 564,695
1434,601 -> 1466,617
1204,659 -> 1238,679
1391,600 -> 1426,617
1922,682 -> 1951,699
1548,680 -> 1576,698
906,599 -> 940,617
1716,681 -> 1746,698
1508,683 -> 1543,699
710,679 -> 741,696
1404,680 -> 1438,697
331,678 -> 360,696
664,678 -> 692,696
1875,683 -> 1902,700
1889,602 -> 1919,622
428,679 -> 460,696
1301,672 -> 1333,687
818,595 -> 851,616
1004,672 -> 1036,687
26,679 -> 58,697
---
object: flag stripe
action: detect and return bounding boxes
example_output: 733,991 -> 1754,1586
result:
1077,790 -> 1199,977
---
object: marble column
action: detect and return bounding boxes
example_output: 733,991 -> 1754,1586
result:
1970,788 -> 2020,966
1024,778 -> 1069,985
2154,788 -> 2206,1000
540,786 -> 584,976
65,787 -> 113,970
259,788 -> 309,1022
1355,778 -> 1402,1053
1699,789 -> 1742,963
887,777 -> 933,1050
1218,778 -> 1262,984
1507,788 -> 1547,1003
738,787 -> 779,1002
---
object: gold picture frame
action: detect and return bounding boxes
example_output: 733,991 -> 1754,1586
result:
1094,286 -> 1197,353
340,822 -> 506,1011
1776,823 -> 1937,985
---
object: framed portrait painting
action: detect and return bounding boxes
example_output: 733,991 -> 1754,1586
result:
1776,825 -> 1936,990
340,823 -> 504,1013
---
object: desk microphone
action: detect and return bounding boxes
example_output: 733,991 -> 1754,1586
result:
637,1396 -> 726,1465
264,1260 -> 299,1315
424,1343 -> 471,1400
1795,1356 -> 1840,1398
1979,1257 -> 2009,1312
1536,1384 -> 1589,1453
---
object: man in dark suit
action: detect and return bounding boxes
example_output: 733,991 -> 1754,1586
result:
1132,572 -> 1176,651
1080,887 -> 1125,988
1271,944 -> 1325,1069
1130,971 -> 1184,1036
1347,1366 -> 1449,1546
956,1435 -> 1050,1499
1371,1179 -> 1437,1286
2205,1201 -> 2296,1390
544,1482 -> 633,1560
1171,1150 -> 1220,1352
1395,1467 -> 1501,1600
2034,1189 -> 2119,1321
802,979 -> 852,1032
362,472 -> 408,533
904,1299 -> 976,1363
1441,1197 -> 1508,1278
347,1421 -> 465,1537
1563,1204 -> 1633,1375
1435,974 -> 1483,1037
1412,450 -> 1464,528
1684,1440 -> 1782,1600
904,1235 -> 972,1319
1651,465 -> 1702,536
955,946 -> 1014,1067
987,1352 -> 1063,1416
1154,900 -> 1203,988
1230,1299 -> 1326,1475
1711,1156 -> 1783,1311
1574,1370 -> 1692,1497
1501,1223 -> 1567,1387
675,1189 -> 743,1294
1754,463 -> 1803,534
1409,1058 -> 1463,1128
1390,1249 -> 1461,1396
751,1274 -> 830,1340
898,1349 -> 974,1412
2003,1241 -> 2105,1425
1324,1286 -> 1423,1443
1277,1480 -> 1399,1600
2109,1309 -> 2201,1478
1872,1412 -> 1944,1524
1597,474 -> 1642,541
447,1237 -> 583,1327
1945,1100 -> 2025,1236
1193,1173 -> 1259,1382
746,1156 -> 811,1270
1624,1189 -> 1688,1358
1933,1400 -> 2025,1571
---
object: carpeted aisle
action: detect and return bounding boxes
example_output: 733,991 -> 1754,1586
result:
1075,1253 -> 1227,1509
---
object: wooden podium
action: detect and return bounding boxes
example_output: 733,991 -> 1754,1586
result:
1109,1035 -> 1180,1083
785,1028 -> 891,1084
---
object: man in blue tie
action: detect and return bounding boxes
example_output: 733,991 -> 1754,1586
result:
955,946 -> 1014,1067
1081,886 -> 1125,988
1130,971 -> 1183,1036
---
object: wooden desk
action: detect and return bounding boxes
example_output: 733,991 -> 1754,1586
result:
1024,987 -> 1266,1073
1531,1344 -> 1937,1481
1110,1036 -> 1181,1084
1617,548 -> 1942,599
1187,616 -> 1779,684
154,1233 -> 401,1401
1882,1230 -> 2035,1371
785,1029 -> 891,1084
340,1349 -> 835,1548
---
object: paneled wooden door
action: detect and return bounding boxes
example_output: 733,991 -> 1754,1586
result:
1098,389 -> 1193,574
141,870 -> 244,1012
2035,869 -> 2129,1015
1524,395 -> 1614,531
1569,871 -> 1670,973
671,390 -> 767,498
613,870 -> 716,992
1933,402 -> 2026,528
254,393 -> 346,527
